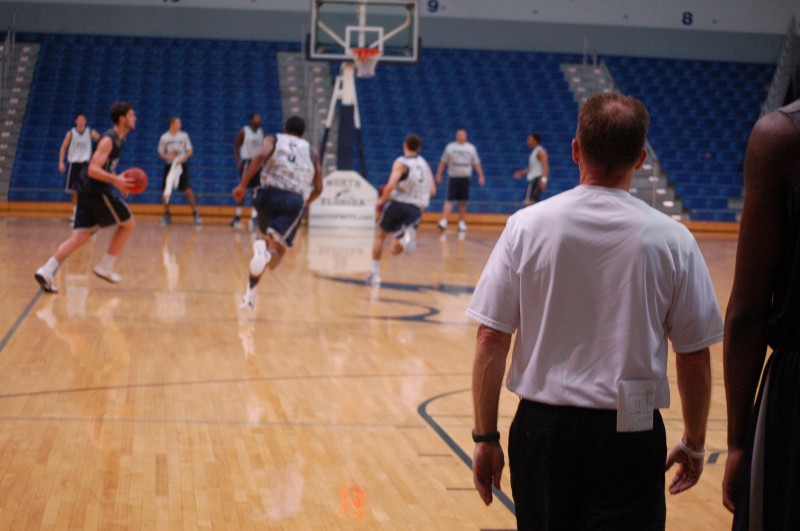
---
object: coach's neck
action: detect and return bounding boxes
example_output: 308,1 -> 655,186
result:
572,139 -> 646,191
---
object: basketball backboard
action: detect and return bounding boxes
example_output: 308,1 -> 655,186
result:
309,0 -> 420,63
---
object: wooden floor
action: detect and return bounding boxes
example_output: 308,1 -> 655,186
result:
0,216 -> 738,530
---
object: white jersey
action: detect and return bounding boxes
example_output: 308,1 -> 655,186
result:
440,141 -> 480,178
240,125 -> 264,160
261,133 -> 315,200
158,130 -> 193,159
67,127 -> 93,163
467,185 -> 724,410
390,155 -> 434,210
528,145 -> 544,181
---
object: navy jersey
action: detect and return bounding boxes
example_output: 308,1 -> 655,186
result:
77,128 -> 124,193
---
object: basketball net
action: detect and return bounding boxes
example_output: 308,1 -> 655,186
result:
351,48 -> 381,78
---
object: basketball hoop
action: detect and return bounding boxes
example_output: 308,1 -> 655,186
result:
351,47 -> 381,78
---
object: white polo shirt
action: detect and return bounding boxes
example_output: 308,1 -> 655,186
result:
467,185 -> 724,410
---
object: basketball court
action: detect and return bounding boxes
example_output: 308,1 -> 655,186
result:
0,218 -> 737,529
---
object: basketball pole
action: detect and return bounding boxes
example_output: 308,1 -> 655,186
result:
318,61 -> 367,179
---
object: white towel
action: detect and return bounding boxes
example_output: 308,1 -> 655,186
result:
162,159 -> 183,203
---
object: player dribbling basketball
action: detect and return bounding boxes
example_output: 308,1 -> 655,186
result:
35,102 -> 139,292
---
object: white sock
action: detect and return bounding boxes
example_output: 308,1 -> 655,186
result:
43,257 -> 60,275
372,260 -> 381,274
250,209 -> 257,219
71,205 -> 77,216
99,253 -> 117,270
235,207 -> 242,217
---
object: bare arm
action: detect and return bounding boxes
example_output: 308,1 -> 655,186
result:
90,129 -> 101,141
88,137 -> 128,193
665,347 -> 712,494
376,160 -> 407,207
475,161 -> 486,187
181,149 -> 193,163
232,136 -> 275,202
307,148 -> 324,205
722,110 -> 796,511
435,160 -> 446,184
58,131 -> 72,173
471,324 -> 512,506
233,129 -> 245,165
539,149 -> 550,190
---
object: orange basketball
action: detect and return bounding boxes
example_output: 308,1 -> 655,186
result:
124,167 -> 148,194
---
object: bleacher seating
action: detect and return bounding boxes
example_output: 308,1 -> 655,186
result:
604,56 -> 773,221
9,33 -> 775,221
11,34 -> 295,206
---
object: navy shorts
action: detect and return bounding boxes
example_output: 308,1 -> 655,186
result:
447,177 -> 471,201
378,201 -> 422,235
253,186 -> 306,247
525,177 -> 543,204
73,188 -> 133,230
65,162 -> 88,192
162,162 -> 191,192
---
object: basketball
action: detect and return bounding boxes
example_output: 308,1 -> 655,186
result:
124,167 -> 148,194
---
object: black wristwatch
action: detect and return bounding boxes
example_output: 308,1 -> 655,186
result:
472,430 -> 501,443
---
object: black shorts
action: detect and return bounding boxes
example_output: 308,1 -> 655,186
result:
240,159 -> 260,189
65,162 -> 88,192
253,186 -> 306,247
73,188 -> 133,230
378,201 -> 422,235
446,177 -> 471,201
525,177 -> 543,203
162,162 -> 191,192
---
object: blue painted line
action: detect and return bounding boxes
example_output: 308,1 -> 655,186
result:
417,389 -> 516,516
0,290 -> 43,354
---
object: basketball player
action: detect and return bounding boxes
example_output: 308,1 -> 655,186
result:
159,116 -> 200,225
435,128 -> 486,233
367,134 -> 436,287
723,98 -> 800,529
58,113 -> 100,221
230,113 -> 264,229
513,132 -> 549,206
35,102 -> 138,292
233,116 -> 323,311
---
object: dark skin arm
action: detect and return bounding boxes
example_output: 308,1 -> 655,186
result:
722,109 -> 800,512
307,148 -> 324,205
233,129 -> 245,169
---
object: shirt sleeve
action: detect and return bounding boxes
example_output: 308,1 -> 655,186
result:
440,145 -> 449,164
466,223 -> 520,334
665,236 -> 724,353
471,145 -> 481,165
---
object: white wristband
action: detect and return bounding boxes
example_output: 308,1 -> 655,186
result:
679,437 -> 706,459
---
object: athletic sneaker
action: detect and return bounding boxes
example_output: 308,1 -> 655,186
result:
160,212 -> 172,226
458,220 -> 468,233
34,268 -> 58,293
230,216 -> 242,228
249,240 -> 272,277
193,212 -> 203,225
240,287 -> 256,311
366,272 -> 381,286
400,226 -> 417,254
437,219 -> 447,232
93,265 -> 122,283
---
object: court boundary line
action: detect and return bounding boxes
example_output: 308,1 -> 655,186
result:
417,388 -> 516,516
0,290 -> 43,354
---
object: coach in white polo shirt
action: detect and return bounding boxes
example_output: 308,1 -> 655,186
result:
435,129 -> 486,233
468,93 -> 723,530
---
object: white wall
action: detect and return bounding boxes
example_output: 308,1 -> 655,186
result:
2,0 -> 797,62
